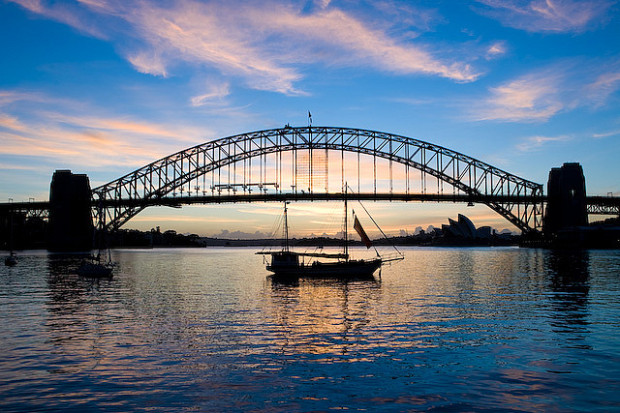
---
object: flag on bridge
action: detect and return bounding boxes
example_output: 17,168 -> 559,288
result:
353,214 -> 372,249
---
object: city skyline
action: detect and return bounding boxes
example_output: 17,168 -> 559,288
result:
1,0 -> 619,237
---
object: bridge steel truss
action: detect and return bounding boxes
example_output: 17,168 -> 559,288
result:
0,201 -> 50,220
586,196 -> 620,216
92,126 -> 545,233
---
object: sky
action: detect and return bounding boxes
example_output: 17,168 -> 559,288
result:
1,0 -> 619,238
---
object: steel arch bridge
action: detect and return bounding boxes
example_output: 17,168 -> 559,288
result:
92,126 -> 545,233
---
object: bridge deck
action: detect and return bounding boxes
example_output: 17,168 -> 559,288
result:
1,194 -> 618,212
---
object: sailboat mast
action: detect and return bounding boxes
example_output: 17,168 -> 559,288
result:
8,210 -> 13,255
344,185 -> 348,259
283,202 -> 290,252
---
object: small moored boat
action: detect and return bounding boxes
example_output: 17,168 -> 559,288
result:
4,252 -> 17,267
78,228 -> 115,278
77,258 -> 113,278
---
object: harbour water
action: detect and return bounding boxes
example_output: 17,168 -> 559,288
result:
1,247 -> 619,412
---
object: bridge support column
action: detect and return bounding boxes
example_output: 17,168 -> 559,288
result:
48,170 -> 93,252
543,163 -> 588,236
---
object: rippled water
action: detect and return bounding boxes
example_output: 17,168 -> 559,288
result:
1,247 -> 620,412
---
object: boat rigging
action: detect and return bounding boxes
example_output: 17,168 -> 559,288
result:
257,185 -> 403,277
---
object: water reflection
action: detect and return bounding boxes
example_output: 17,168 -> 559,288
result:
544,250 -> 591,347
546,249 -> 590,294
2,248 -> 619,412
44,256 -> 119,379
267,274 -> 381,359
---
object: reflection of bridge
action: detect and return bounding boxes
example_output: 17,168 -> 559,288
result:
1,126 -> 619,247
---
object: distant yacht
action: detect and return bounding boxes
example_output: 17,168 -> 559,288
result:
77,253 -> 114,278
77,228 -> 115,277
257,186 -> 403,278
4,252 -> 17,267
77,259 -> 112,278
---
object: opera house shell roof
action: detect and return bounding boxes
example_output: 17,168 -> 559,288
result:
441,214 -> 492,239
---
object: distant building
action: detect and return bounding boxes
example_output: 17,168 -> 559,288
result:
437,214 -> 516,245
442,214 -> 491,240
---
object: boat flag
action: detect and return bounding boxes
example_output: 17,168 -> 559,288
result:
353,215 -> 372,249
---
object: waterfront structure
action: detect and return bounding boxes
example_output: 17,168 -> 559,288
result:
441,214 -> 493,240
0,126 -> 618,250
48,170 -> 93,252
544,163 -> 588,233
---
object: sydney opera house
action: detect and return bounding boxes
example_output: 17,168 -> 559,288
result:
438,214 -> 501,244
441,214 -> 493,240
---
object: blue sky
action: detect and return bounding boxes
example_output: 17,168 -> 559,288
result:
1,0 -> 619,237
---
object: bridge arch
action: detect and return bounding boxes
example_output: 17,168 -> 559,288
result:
92,126 -> 544,233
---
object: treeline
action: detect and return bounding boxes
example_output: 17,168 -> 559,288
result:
108,227 -> 206,248
0,212 -> 47,250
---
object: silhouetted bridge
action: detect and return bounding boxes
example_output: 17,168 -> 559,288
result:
1,126 -> 619,248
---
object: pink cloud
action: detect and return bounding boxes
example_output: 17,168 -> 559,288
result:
586,71 -> 620,106
190,81 -> 230,107
255,7 -> 478,81
9,0 -> 108,38
474,0 -> 614,33
515,135 -> 571,151
473,71 -> 565,122
12,0 -> 480,94
472,59 -> 620,122
0,92 -> 209,170
486,42 -> 507,59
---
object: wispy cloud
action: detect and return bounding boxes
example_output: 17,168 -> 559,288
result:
486,41 -> 507,60
359,0 -> 443,34
8,0 -> 108,38
12,0 -> 480,95
127,50 -> 168,77
585,70 -> 620,106
0,90 -> 207,170
473,0 -> 614,33
0,113 -> 28,132
43,112 -> 200,142
516,135 -> 571,151
473,70 -> 565,122
472,59 -> 620,122
387,97 -> 434,106
592,129 -> 620,138
0,90 -> 51,106
190,81 -> 230,107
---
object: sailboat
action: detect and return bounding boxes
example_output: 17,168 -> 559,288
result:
77,251 -> 114,277
257,187 -> 403,278
77,219 -> 114,277
4,252 -> 17,267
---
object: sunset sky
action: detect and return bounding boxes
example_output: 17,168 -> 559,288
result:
1,0 -> 619,237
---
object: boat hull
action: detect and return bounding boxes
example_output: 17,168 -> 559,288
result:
77,262 -> 113,278
267,258 -> 382,278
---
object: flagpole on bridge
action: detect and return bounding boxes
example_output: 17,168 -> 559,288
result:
308,111 -> 312,193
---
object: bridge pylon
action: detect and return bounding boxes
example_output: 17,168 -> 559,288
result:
48,170 -> 93,252
543,163 -> 588,235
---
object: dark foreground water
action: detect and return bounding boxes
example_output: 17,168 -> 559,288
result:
1,247 -> 619,412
